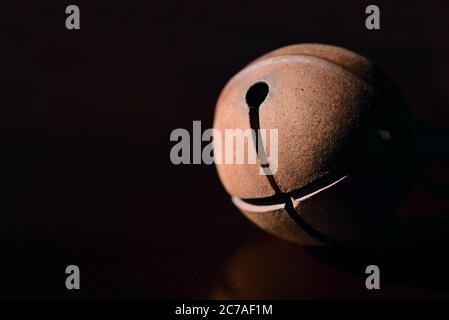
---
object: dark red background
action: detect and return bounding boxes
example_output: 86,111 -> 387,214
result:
1,0 -> 449,298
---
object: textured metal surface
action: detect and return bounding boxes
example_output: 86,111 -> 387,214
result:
214,44 -> 416,244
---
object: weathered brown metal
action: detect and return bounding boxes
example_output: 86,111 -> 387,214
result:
213,43 -> 416,244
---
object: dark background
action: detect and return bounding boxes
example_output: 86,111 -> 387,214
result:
1,0 -> 449,299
